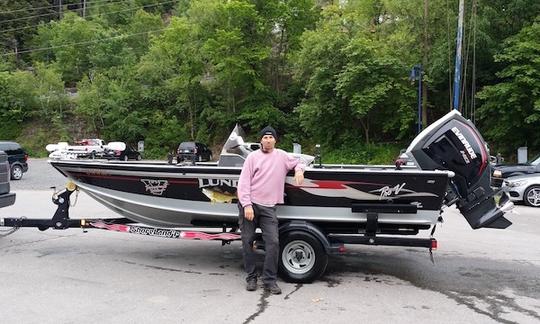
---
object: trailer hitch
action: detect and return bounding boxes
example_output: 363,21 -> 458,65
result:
0,183 -> 79,232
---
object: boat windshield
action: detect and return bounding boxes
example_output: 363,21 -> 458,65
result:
220,124 -> 258,158
218,124 -> 314,167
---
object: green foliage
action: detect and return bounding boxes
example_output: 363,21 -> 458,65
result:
0,70 -> 37,138
0,1 -> 537,161
476,21 -> 540,155
293,4 -> 416,146
143,113 -> 189,158
31,13 -> 109,84
321,141 -> 402,165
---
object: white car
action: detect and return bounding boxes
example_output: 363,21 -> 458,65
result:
502,174 -> 540,207
46,140 -> 125,160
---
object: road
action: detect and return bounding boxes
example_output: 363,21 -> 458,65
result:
0,159 -> 539,323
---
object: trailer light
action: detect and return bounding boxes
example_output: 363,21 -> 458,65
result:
431,239 -> 438,250
338,244 -> 346,253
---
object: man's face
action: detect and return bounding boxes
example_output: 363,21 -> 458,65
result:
260,135 -> 276,152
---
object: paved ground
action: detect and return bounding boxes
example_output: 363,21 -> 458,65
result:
10,158 -> 75,190
1,159 -> 539,324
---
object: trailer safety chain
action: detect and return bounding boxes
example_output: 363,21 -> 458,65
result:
0,216 -> 25,237
70,188 -> 79,207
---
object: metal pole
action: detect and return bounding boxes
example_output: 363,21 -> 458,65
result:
452,0 -> 464,111
410,65 -> 423,134
418,66 -> 423,134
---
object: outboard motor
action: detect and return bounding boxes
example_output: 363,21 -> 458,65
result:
406,110 -> 512,229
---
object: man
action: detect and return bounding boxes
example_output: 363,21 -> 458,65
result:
237,126 -> 305,294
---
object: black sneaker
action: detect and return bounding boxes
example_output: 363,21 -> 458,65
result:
246,280 -> 257,291
264,283 -> 282,295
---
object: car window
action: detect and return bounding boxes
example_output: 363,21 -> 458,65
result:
179,142 -> 195,149
0,142 -> 22,155
529,154 -> 540,166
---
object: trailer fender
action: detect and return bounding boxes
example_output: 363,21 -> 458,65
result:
278,220 -> 332,254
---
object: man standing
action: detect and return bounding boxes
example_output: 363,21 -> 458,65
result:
237,126 -> 305,294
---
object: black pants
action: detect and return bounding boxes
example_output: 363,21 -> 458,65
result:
238,203 -> 279,285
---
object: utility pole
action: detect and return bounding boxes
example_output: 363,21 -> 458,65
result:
83,0 -> 87,18
58,0 -> 63,19
422,0 -> 429,128
453,0 -> 465,111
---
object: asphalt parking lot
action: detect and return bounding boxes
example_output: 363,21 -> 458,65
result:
0,159 -> 539,323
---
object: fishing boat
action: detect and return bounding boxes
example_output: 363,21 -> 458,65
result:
49,110 -> 512,233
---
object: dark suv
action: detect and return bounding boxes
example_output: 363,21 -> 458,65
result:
105,145 -> 142,161
0,151 -> 16,208
0,141 -> 29,180
177,142 -> 212,163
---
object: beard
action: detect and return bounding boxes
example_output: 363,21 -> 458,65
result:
261,144 -> 274,153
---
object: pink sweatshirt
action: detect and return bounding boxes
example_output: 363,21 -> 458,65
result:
237,148 -> 305,208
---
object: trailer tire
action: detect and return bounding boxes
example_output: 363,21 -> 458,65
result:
279,231 -> 328,283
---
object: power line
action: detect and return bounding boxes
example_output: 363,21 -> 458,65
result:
1,28 -> 167,57
0,0 -> 129,15
1,0 -> 176,26
0,0 -> 176,35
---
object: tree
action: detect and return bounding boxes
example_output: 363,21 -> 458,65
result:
31,13 -> 109,84
476,21 -> 540,155
0,0 -> 55,65
0,70 -> 37,138
293,4 -> 416,146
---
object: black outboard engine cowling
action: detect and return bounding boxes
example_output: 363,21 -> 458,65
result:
406,110 -> 512,229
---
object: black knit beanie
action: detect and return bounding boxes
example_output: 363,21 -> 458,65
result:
259,126 -> 277,140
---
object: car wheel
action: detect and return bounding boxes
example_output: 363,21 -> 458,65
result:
123,155 -> 129,161
11,165 -> 23,180
524,185 -> 540,207
198,155 -> 202,162
136,154 -> 142,161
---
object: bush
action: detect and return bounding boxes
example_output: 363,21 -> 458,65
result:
319,142 -> 403,165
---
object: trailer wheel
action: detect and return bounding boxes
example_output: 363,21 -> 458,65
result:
279,231 -> 328,283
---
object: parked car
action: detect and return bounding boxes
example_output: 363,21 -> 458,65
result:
491,153 -> 540,187
501,173 -> 540,207
176,142 -> 212,163
0,141 -> 29,180
105,145 -> 142,161
0,150 -> 16,208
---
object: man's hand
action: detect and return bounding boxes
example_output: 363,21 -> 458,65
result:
294,170 -> 304,186
244,206 -> 254,221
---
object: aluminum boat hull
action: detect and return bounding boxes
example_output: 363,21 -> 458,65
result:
51,160 -> 451,228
